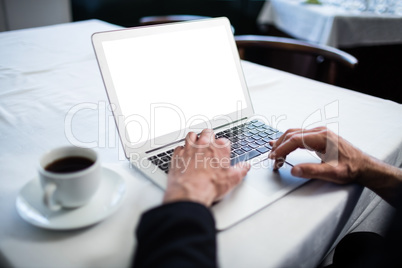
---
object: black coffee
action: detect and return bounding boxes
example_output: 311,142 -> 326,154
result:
45,156 -> 94,173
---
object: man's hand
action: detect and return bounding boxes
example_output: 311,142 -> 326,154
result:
268,126 -> 402,207
163,129 -> 251,207
268,127 -> 368,184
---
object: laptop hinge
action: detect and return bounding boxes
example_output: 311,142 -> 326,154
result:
145,117 -> 248,154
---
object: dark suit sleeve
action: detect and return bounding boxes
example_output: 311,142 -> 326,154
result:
132,201 -> 217,268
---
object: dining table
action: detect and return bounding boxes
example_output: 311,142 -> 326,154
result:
1,19 -> 402,268
257,0 -> 402,47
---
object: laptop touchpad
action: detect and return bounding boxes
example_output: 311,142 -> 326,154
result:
244,158 -> 309,197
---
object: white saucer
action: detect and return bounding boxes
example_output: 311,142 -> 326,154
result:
16,167 -> 126,230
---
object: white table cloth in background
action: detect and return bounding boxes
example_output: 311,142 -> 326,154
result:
1,20 -> 402,268
257,0 -> 402,47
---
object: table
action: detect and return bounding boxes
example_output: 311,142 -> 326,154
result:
1,20 -> 402,268
257,0 -> 402,47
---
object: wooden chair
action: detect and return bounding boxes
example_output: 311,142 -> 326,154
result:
235,35 -> 358,85
139,15 -> 212,26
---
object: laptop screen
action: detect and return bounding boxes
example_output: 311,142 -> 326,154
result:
99,21 -> 249,146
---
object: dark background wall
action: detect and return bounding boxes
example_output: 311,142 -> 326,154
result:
71,0 -> 402,104
71,0 -> 265,34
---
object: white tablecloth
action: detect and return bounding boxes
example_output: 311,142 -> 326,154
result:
257,0 -> 402,47
1,20 -> 402,268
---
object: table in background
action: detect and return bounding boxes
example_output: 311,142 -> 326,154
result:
257,0 -> 402,103
257,0 -> 402,47
1,20 -> 402,268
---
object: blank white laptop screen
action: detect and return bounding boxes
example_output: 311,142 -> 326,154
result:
101,24 -> 247,145
94,19 -> 314,230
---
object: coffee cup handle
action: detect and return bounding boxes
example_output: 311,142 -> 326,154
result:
43,183 -> 62,211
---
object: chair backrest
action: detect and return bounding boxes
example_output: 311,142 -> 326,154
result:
235,35 -> 358,85
139,15 -> 212,26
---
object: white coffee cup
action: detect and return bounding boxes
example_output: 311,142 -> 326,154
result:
38,146 -> 101,211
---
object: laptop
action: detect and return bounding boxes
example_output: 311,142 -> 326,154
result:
92,17 -> 314,230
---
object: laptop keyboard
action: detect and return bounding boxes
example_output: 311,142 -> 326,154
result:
148,120 -> 283,173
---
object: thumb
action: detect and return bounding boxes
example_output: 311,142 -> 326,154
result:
231,161 -> 251,183
291,163 -> 337,182
214,162 -> 251,202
